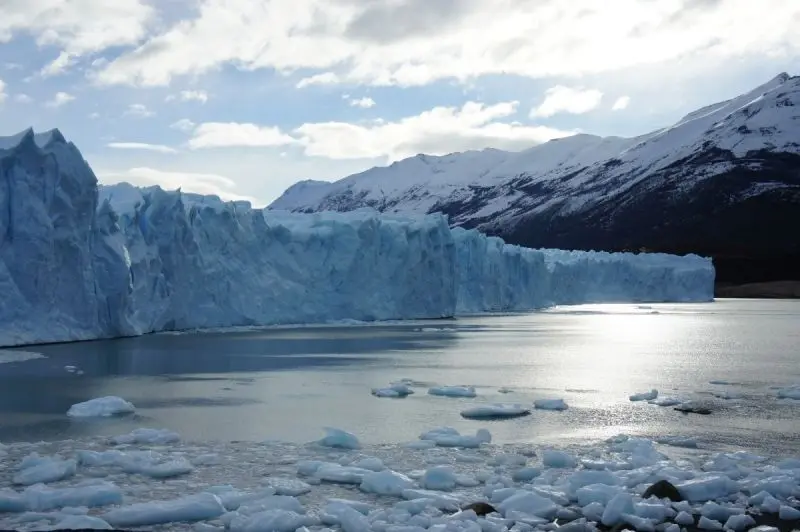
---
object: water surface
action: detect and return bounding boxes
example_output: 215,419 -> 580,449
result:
1,299 -> 798,456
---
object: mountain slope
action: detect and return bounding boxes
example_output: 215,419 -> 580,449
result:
270,73 -> 800,285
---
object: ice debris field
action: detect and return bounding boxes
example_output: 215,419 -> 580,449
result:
0,128 -> 714,347
2,420 -> 800,532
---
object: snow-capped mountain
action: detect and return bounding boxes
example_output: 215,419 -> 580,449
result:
271,73 -> 800,283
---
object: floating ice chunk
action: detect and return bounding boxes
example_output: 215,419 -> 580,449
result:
674,511 -> 694,526
52,515 -> 113,530
372,382 -> 415,398
633,502 -> 671,522
315,464 -> 373,484
697,516 -> 723,530
760,495 -> 781,513
429,386 -> 477,398
723,514 -> 756,531
237,496 -> 305,516
534,398 -> 568,411
352,457 -> 385,471
745,476 -> 797,498
0,489 -> 27,512
455,474 -> 480,487
498,491 -> 558,519
710,390 -> 743,400
13,458 -> 77,485
622,512 -> 655,531
322,502 -> 371,532
132,457 -> 194,478
488,454 -> 527,467
699,501 -> 744,522
460,404 -> 530,419
776,458 -> 800,469
576,484 -> 623,507
265,478 -> 312,496
511,468 -> 542,482
326,499 -> 374,515
776,385 -> 800,400
648,397 -> 682,406
629,389 -> 658,401
67,396 -> 135,417
0,350 -> 45,363
601,493 -> 634,526
542,450 -> 576,468
103,493 -> 226,527
419,427 -> 492,448
24,482 -> 123,511
581,502 -> 604,521
498,387 -> 514,394
204,486 -> 265,511
567,471 -> 619,493
656,436 -> 698,448
401,490 -> 461,511
779,505 -> 800,520
111,427 -> 180,445
229,509 -> 309,532
360,470 -> 414,496
675,475 -> 739,502
296,460 -> 325,476
420,466 -> 457,491
318,427 -> 361,449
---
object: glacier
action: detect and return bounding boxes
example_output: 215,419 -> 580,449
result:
0,128 -> 714,347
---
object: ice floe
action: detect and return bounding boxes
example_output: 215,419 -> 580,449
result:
66,396 -> 136,417
629,389 -> 658,401
533,399 -> 568,411
460,404 -> 530,419
428,386 -> 477,398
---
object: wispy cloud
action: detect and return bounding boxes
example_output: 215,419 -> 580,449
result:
170,118 -> 196,132
187,122 -> 298,149
0,80 -> 6,104
124,103 -> 154,118
45,92 -> 75,108
14,93 -> 33,104
107,142 -> 178,153
166,90 -> 209,103
531,86 -> 603,118
348,96 -> 376,108
612,96 -> 631,111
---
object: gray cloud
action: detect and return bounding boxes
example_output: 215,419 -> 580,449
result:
344,0 -> 482,43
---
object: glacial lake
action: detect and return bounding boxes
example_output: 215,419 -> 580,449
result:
1,299 -> 798,457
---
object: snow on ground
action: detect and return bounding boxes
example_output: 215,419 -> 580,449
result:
1,428 -> 799,532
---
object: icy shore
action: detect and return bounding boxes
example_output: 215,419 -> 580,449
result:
0,128 -> 714,347
0,428 -> 798,532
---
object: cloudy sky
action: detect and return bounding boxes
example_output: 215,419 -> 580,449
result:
1,0 -> 798,206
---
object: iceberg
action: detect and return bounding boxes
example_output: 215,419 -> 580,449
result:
0,128 -> 715,346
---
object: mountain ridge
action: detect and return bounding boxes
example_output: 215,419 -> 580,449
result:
269,73 -> 800,287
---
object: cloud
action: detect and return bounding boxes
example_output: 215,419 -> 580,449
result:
40,51 -> 77,77
296,72 -> 341,88
171,118 -> 196,132
107,142 -> 178,154
91,0 -> 800,88
0,79 -> 6,104
348,96 -> 375,108
187,122 -> 298,149
531,86 -> 603,118
0,1 -> 154,61
15,93 -> 33,104
166,90 -> 209,103
612,96 -> 631,111
99,167 -> 261,205
294,100 -> 576,161
124,103 -> 154,118
45,92 -> 75,108
89,112 -> 100,119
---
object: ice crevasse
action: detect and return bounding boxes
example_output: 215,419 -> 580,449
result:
0,128 -> 715,346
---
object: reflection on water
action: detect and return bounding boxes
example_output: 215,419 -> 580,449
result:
0,300 -> 799,455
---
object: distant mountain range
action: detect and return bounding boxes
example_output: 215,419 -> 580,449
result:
270,73 -> 800,288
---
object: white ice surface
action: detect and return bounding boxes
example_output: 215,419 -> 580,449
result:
429,386 -> 478,398
0,431 -> 799,532
0,350 -> 45,364
0,128 -> 714,347
460,404 -> 530,420
533,399 -> 568,411
629,390 -> 658,402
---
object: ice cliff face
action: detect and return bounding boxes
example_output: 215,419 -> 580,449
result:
0,129 -> 714,347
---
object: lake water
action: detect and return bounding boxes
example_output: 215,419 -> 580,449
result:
1,299 -> 798,457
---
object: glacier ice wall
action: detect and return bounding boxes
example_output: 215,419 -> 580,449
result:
0,129 -> 714,347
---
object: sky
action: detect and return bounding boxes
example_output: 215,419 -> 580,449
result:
0,0 -> 798,207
